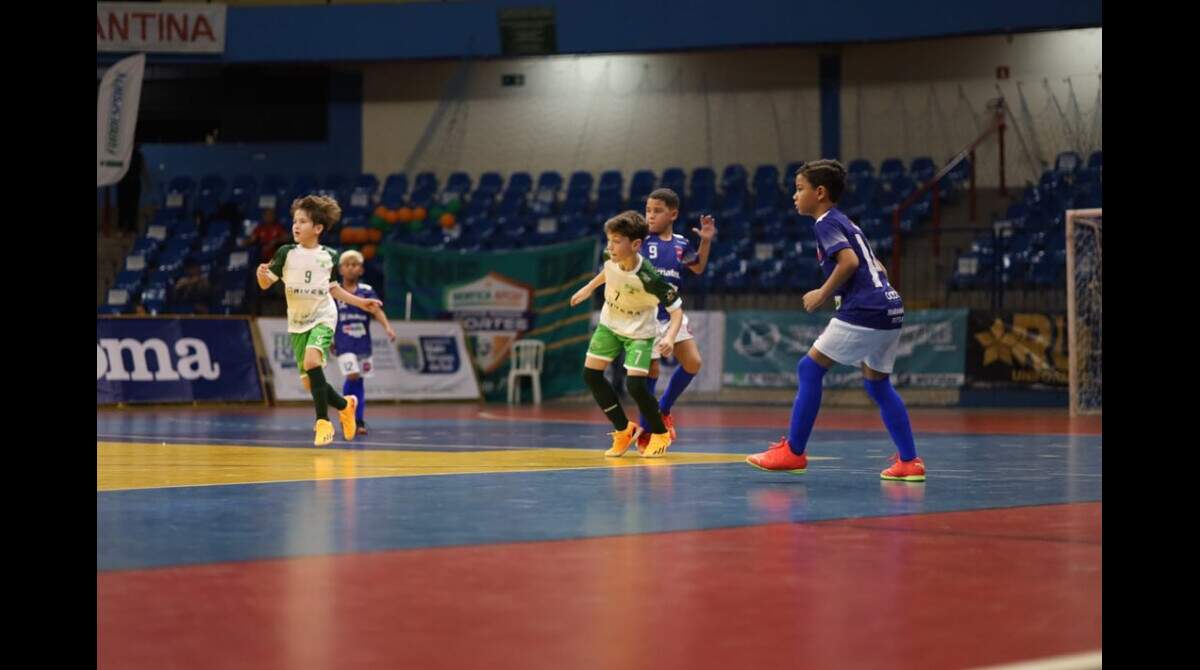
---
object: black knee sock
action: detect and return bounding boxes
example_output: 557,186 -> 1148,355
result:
626,376 -> 666,434
583,368 -> 628,430
308,367 -> 330,420
325,380 -> 347,411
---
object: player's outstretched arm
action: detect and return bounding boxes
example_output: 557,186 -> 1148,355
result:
689,214 -> 717,275
570,271 -> 606,306
330,283 -> 383,312
371,302 -> 398,341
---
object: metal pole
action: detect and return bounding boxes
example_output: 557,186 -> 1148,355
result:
969,149 -> 977,222
932,180 -> 941,257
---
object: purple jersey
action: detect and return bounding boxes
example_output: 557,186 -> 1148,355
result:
640,233 -> 699,321
813,208 -> 904,330
334,283 -> 380,356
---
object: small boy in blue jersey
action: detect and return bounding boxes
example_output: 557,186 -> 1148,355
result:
333,250 -> 396,437
635,188 -> 715,449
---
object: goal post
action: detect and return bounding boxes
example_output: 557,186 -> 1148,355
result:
1065,208 -> 1102,416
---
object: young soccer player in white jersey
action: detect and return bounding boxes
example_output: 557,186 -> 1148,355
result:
745,160 -> 926,481
256,195 -> 384,447
570,211 -> 684,458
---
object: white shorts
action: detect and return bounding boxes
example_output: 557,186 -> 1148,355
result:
651,312 -> 695,360
811,318 -> 901,374
337,352 -> 375,378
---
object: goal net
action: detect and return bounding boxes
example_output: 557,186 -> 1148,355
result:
1065,208 -> 1101,415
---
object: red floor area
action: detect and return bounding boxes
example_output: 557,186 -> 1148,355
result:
99,503 -> 1100,670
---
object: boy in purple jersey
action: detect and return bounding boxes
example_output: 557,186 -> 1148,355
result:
635,188 -> 716,449
333,250 -> 396,437
746,159 -> 925,481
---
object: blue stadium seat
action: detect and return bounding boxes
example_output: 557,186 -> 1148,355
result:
721,164 -> 748,194
506,172 -> 533,195
878,158 -> 906,182
910,157 -> 936,183
566,171 -> 593,197
847,159 -> 873,180
1054,151 -> 1083,176
660,168 -> 686,196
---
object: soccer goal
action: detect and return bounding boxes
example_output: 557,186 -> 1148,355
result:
1065,209 -> 1101,416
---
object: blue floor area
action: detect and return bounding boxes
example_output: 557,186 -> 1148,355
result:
98,414 -> 1102,572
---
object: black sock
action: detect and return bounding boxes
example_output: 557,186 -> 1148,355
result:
308,367 -> 329,420
325,382 -> 347,411
583,368 -> 628,430
626,375 -> 667,434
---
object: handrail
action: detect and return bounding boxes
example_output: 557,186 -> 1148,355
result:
889,100 -> 1008,289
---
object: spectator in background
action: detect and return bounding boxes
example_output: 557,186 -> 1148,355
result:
174,260 -> 212,313
241,208 -> 287,262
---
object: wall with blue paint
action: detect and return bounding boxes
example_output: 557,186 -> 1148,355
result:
99,1 -> 1100,64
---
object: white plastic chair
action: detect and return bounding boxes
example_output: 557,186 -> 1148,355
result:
507,339 -> 545,404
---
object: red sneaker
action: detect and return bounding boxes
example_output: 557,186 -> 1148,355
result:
662,412 -> 677,440
746,437 -> 807,474
880,454 -> 926,482
636,430 -> 651,454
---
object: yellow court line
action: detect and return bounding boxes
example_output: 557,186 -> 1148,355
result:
97,441 -> 749,492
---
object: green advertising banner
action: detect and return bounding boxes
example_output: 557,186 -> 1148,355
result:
723,309 -> 968,388
380,238 -> 601,400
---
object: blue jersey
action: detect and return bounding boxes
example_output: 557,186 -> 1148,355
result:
334,283 -> 380,356
640,233 -> 699,321
813,208 -> 903,330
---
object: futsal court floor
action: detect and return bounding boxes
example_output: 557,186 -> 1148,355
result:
98,402 -> 1102,670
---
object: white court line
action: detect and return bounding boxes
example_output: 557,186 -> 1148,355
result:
970,650 -> 1101,670
476,410 -> 610,426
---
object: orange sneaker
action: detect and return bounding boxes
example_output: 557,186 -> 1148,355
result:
604,422 -> 643,457
662,412 -> 677,440
337,395 -> 358,441
641,432 -> 672,458
313,419 -> 334,447
880,455 -> 925,482
746,437 -> 807,474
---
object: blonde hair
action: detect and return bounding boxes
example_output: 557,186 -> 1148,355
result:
339,250 -> 364,265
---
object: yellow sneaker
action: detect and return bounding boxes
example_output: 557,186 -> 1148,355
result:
338,395 -> 358,441
641,432 -> 672,458
314,419 -> 335,446
604,422 -> 643,457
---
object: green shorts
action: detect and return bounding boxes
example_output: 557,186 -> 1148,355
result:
586,323 -> 654,373
291,324 -> 334,376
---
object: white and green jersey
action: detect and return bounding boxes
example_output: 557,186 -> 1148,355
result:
599,256 -> 682,340
266,243 -> 341,333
